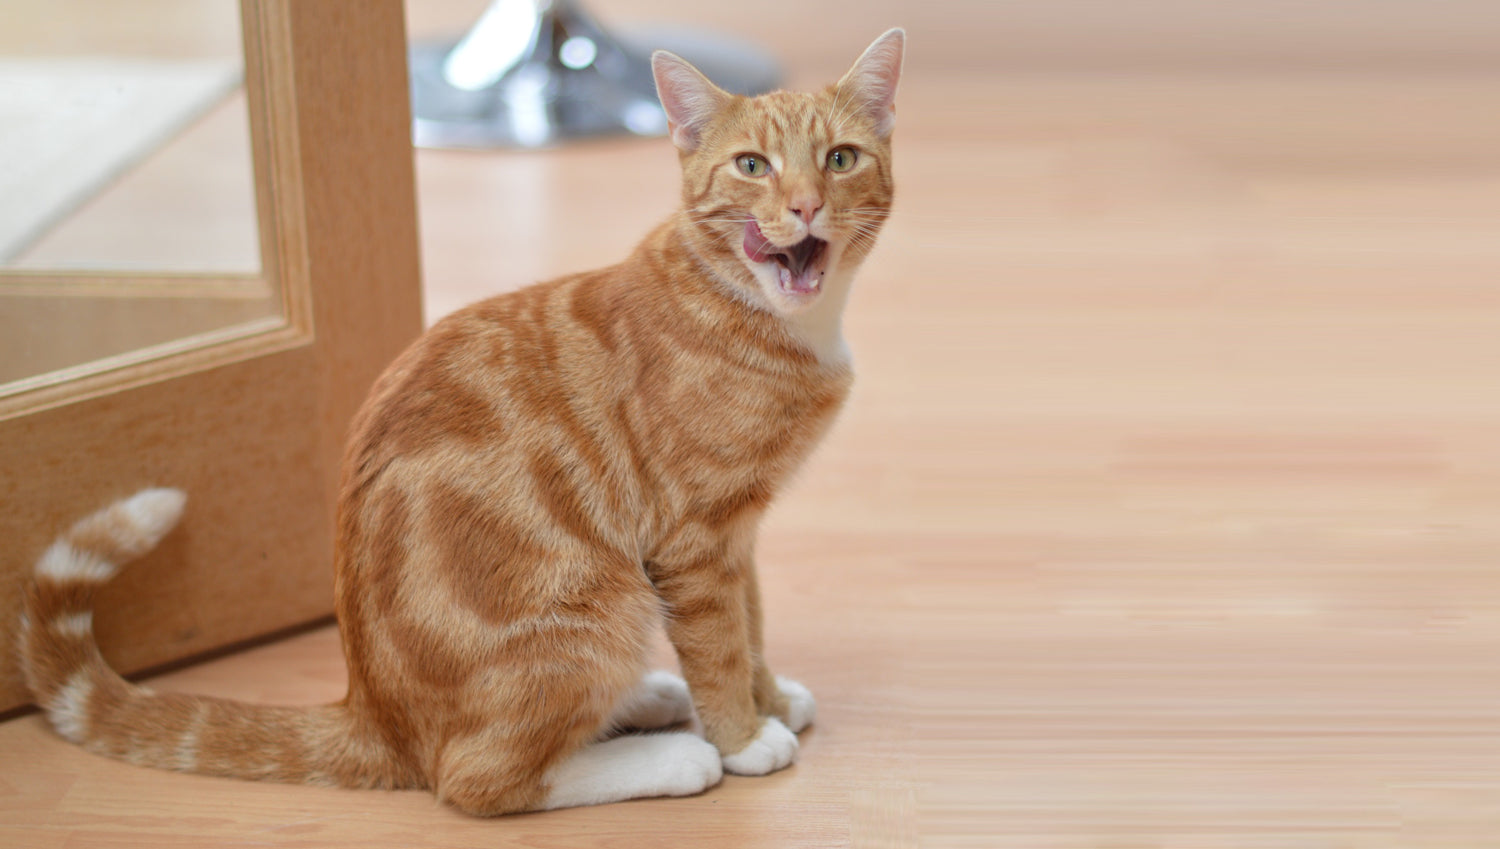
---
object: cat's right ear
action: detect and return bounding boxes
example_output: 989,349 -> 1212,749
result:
652,51 -> 730,152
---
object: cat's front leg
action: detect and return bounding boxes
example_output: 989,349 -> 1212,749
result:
745,568 -> 816,732
649,529 -> 798,776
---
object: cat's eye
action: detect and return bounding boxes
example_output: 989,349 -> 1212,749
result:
827,147 -> 859,173
735,154 -> 771,177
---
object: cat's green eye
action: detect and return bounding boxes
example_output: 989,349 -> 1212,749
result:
735,154 -> 771,177
827,147 -> 859,173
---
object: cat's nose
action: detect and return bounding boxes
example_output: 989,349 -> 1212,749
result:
788,195 -> 823,224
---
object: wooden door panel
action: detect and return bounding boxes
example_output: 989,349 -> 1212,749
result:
0,0 -> 422,713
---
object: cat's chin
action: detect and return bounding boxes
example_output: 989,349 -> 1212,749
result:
743,257 -> 827,314
773,260 -> 825,301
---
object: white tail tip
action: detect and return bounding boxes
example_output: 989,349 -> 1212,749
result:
118,488 -> 187,550
38,488 -> 188,583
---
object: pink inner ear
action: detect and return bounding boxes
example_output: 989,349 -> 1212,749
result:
840,30 -> 905,136
652,51 -> 726,151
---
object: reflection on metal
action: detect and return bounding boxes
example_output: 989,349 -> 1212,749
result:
410,0 -> 782,149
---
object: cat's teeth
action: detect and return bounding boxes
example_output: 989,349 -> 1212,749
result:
778,266 -> 792,287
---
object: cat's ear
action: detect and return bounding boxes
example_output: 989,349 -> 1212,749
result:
835,28 -> 906,138
652,51 -> 731,152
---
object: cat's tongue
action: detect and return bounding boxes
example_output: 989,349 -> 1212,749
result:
743,220 -> 777,264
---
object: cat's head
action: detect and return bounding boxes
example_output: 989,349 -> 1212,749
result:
653,29 -> 904,316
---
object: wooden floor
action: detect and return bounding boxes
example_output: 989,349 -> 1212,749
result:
7,4 -> 1500,847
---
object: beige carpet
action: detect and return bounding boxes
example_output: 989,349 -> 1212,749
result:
0,57 -> 241,262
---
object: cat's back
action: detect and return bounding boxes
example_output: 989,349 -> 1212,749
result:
346,271 -> 627,475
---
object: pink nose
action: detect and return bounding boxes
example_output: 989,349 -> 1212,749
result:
789,195 -> 823,224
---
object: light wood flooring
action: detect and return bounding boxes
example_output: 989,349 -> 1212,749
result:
5,4 -> 1500,847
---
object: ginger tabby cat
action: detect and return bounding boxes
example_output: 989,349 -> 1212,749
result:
19,29 -> 904,814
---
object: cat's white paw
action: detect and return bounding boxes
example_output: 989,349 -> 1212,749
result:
721,717 -> 798,776
653,734 -> 725,797
775,676 -> 817,733
543,732 -> 723,809
609,670 -> 695,731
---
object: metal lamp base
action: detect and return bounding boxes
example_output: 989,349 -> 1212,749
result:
409,1 -> 781,149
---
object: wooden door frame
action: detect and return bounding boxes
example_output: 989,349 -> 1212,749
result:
0,0 -> 423,713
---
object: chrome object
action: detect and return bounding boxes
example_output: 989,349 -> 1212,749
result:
410,0 -> 782,149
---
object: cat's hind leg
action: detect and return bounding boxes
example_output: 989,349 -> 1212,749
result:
603,670 -> 694,734
542,731 -> 722,810
437,681 -> 718,814
770,675 -> 817,732
435,672 -> 716,814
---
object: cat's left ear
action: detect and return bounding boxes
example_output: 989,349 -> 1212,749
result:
653,51 -> 731,152
836,28 -> 906,138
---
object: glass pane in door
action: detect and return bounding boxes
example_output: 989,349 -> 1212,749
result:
0,0 -> 274,391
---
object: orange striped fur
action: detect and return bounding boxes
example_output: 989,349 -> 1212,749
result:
19,29 -> 904,815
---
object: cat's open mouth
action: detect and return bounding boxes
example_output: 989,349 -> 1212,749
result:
743,221 -> 829,296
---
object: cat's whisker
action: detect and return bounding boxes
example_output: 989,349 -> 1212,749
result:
840,220 -> 885,239
690,216 -> 754,229
692,217 -> 753,227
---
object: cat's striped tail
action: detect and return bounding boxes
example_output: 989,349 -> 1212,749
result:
18,489 -> 403,789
